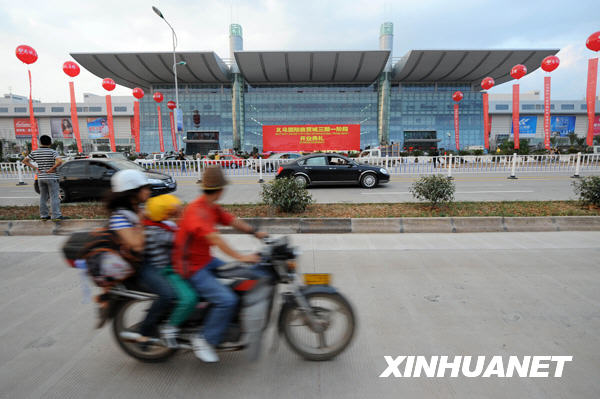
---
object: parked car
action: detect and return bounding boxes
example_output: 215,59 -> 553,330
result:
90,152 -> 128,160
276,153 -> 390,188
46,159 -> 176,202
203,154 -> 245,168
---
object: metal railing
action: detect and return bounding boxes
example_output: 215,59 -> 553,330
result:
2,154 -> 599,182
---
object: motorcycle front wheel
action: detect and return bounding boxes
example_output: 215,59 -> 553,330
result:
281,292 -> 355,361
112,299 -> 177,363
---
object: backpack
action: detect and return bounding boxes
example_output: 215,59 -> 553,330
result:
62,214 -> 142,287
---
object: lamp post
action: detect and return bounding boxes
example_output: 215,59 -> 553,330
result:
152,6 -> 184,151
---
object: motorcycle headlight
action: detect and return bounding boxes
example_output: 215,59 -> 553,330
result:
379,168 -> 389,174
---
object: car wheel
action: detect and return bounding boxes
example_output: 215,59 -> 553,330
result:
294,174 -> 309,188
360,173 -> 377,189
58,187 -> 69,203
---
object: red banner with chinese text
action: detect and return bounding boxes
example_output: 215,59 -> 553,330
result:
544,76 -> 551,150
105,95 -> 116,152
262,124 -> 360,152
133,101 -> 141,152
594,115 -> 600,136
157,105 -> 164,153
482,92 -> 489,150
454,104 -> 460,150
586,58 -> 598,146
69,81 -> 82,153
512,84 -> 520,149
169,111 -> 178,152
13,118 -> 38,138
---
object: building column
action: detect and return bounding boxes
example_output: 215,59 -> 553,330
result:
232,73 -> 244,151
377,22 -> 393,147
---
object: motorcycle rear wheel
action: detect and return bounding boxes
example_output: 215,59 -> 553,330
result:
112,299 -> 177,363
281,292 -> 355,361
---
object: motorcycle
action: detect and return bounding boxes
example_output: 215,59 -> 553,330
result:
100,236 -> 356,362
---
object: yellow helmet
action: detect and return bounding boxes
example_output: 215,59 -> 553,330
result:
145,194 -> 182,221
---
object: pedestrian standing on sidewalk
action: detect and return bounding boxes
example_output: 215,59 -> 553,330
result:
22,135 -> 65,221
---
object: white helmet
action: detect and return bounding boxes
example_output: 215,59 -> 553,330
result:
111,169 -> 149,192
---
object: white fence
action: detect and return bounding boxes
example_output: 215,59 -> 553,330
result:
2,153 -> 599,182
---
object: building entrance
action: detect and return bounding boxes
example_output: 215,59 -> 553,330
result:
184,131 -> 220,156
403,131 -> 440,152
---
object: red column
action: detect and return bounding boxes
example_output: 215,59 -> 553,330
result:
105,95 -> 116,152
454,103 -> 460,150
543,76 -> 551,150
169,111 -> 178,152
28,70 -> 38,151
586,58 -> 598,147
133,101 -> 141,153
512,84 -> 520,149
482,92 -> 489,150
157,105 -> 165,153
69,82 -> 82,153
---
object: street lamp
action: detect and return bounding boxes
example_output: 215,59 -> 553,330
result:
152,6 -> 184,151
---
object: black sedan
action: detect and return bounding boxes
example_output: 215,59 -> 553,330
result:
275,153 -> 390,188
37,158 -> 177,202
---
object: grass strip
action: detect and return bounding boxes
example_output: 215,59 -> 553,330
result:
0,201 -> 598,220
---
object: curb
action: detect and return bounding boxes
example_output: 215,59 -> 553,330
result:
1,216 -> 599,236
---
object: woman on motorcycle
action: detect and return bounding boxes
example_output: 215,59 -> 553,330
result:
106,170 -> 176,343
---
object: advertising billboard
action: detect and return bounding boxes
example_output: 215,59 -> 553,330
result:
87,117 -> 109,139
511,116 -> 537,136
593,115 -> 600,136
50,118 -> 74,139
551,115 -> 576,137
262,124 -> 360,152
13,118 -> 37,138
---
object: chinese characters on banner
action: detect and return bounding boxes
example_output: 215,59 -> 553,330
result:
512,84 -> 520,149
453,104 -> 460,150
482,93 -> 489,149
594,115 -> 600,136
544,76 -> 551,149
262,124 -> 360,152
586,58 -> 598,146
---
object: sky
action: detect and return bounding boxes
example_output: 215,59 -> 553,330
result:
1,0 -> 598,103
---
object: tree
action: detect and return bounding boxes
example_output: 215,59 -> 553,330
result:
567,132 -> 577,146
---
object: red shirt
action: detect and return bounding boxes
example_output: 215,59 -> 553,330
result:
172,196 -> 235,278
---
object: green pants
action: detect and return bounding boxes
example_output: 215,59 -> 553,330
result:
159,265 -> 198,326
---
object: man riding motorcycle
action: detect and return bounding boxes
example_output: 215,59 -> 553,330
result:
172,166 -> 268,362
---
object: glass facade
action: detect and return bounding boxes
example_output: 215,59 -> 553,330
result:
390,83 -> 483,151
137,81 -> 483,153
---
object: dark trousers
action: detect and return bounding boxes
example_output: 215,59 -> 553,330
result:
137,264 -> 176,336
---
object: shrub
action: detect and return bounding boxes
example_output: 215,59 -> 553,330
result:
572,176 -> 600,207
261,177 -> 314,213
409,175 -> 456,207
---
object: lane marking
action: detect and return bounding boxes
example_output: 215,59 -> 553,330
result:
360,190 -> 535,195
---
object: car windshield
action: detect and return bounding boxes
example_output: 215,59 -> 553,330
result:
107,153 -> 127,159
108,160 -> 146,171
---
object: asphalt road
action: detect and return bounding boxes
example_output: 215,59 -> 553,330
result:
1,232 -> 599,398
0,172 -> 598,206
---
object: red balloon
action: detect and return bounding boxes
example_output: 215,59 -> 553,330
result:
167,101 -> 176,110
452,91 -> 463,102
481,77 -> 495,91
132,87 -> 145,99
510,64 -> 527,80
153,92 -> 164,103
102,78 -> 116,91
586,31 -> 600,52
62,61 -> 80,77
15,45 -> 38,64
541,56 -> 560,73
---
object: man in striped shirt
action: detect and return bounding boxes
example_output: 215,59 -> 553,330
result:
22,135 -> 64,221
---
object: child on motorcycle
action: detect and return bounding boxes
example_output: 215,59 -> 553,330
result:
120,194 -> 197,348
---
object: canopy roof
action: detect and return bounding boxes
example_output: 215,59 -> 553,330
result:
392,49 -> 559,85
233,51 -> 390,84
70,52 -> 230,89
